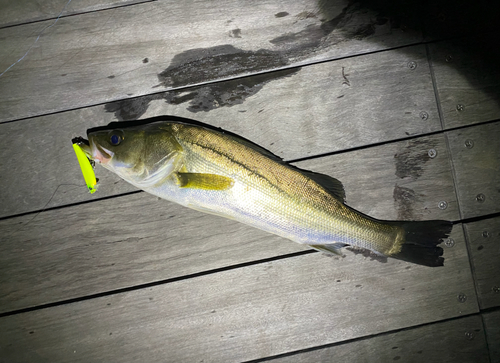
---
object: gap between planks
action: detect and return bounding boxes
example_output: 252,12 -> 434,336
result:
0,250 -> 314,319
0,40 -> 423,126
242,310 -> 498,363
0,35 -> 494,127
0,0 -> 157,30
0,36 -> 470,126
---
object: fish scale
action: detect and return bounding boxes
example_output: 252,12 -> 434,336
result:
173,124 -> 397,250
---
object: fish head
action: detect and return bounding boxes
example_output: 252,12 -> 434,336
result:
87,123 -> 183,187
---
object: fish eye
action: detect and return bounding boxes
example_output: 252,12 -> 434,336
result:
110,133 -> 122,146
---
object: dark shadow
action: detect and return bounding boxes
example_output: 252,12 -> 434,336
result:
334,0 -> 500,120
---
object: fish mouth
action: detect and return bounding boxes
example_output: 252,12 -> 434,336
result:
87,136 -> 114,164
93,144 -> 114,164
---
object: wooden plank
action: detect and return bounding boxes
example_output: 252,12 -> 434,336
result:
0,237 -> 477,363
0,0 -> 423,122
295,134 -> 459,221
0,0 -> 151,28
0,192 -> 307,314
446,121 -> 500,219
266,315 -> 489,363
0,112 -> 134,219
0,134 -> 461,313
429,38 -> 500,129
0,45 -> 440,218
464,216 -> 500,310
483,310 -> 500,363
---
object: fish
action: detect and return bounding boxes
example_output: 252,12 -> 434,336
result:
77,116 -> 452,267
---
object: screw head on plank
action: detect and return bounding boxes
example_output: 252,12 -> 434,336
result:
464,139 -> 474,149
457,294 -> 467,303
444,238 -> 455,248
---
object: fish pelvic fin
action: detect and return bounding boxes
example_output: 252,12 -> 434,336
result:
386,220 -> 453,267
176,172 -> 234,191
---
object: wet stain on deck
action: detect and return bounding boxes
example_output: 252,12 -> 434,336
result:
392,139 -> 438,219
268,1 -> 382,55
105,94 -> 163,121
163,68 -> 300,113
394,139 -> 437,181
274,12 -> 289,18
229,29 -> 242,38
393,185 -> 420,220
157,45 -> 289,89
105,68 -> 299,120
105,44 -> 297,120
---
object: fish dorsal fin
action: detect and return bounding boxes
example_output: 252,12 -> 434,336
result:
176,172 -> 234,191
300,170 -> 346,202
216,127 -> 346,201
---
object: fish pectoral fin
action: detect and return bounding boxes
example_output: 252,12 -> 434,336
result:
308,243 -> 347,256
176,173 -> 234,190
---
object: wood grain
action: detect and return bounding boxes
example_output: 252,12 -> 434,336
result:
0,134 -> 460,313
429,39 -> 500,129
483,310 -> 500,363
446,121 -> 500,219
0,0 -> 423,122
0,0 -> 151,28
295,133 -> 459,221
0,234 -> 477,363
0,45 -> 440,218
464,216 -> 500,310
266,315 -> 489,363
0,192 -> 307,314
0,1 -> 495,362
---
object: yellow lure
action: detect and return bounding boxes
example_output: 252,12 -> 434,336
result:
72,143 -> 98,194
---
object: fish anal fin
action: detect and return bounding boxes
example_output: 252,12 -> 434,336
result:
176,173 -> 234,191
308,243 -> 347,256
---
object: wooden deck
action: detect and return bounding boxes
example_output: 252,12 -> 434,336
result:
0,0 -> 499,362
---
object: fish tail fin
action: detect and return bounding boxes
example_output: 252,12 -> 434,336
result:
389,220 -> 453,267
